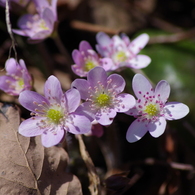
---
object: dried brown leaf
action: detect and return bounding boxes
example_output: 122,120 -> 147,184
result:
0,103 -> 82,195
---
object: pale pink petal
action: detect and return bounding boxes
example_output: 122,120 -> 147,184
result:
67,114 -> 92,134
18,117 -> 45,137
65,88 -> 81,112
129,33 -> 149,55
72,49 -> 85,66
12,29 -> 33,37
107,74 -> 126,93
19,90 -> 49,113
164,102 -> 189,120
125,106 -> 140,116
87,67 -> 107,87
44,75 -> 63,104
126,119 -> 148,143
148,117 -> 166,138
115,93 -> 136,112
79,41 -> 93,53
121,33 -> 131,45
96,32 -> 111,47
71,79 -> 90,100
126,55 -> 151,69
75,102 -> 95,123
17,14 -> 34,29
41,127 -> 65,147
155,80 -> 170,103
132,74 -> 153,99
99,57 -> 113,71
41,8 -> 55,28
5,58 -> 19,75
95,110 -> 116,126
51,0 -> 58,19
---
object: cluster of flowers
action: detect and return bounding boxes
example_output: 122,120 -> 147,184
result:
0,0 -> 189,148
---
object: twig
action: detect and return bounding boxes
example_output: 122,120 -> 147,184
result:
5,0 -> 17,60
149,28 -> 195,44
76,134 -> 101,195
70,20 -> 120,35
144,158 -> 195,172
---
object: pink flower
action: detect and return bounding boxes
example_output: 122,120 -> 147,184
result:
71,67 -> 136,126
0,58 -> 32,96
96,32 -> 151,71
126,74 -> 189,142
71,41 -> 113,77
12,0 -> 57,42
18,75 -> 92,147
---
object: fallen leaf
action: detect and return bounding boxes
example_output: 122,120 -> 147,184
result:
0,103 -> 83,195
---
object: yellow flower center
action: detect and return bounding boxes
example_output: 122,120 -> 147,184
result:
46,109 -> 63,124
144,104 -> 158,116
96,93 -> 110,106
16,78 -> 24,91
115,51 -> 127,62
84,60 -> 96,71
39,20 -> 49,30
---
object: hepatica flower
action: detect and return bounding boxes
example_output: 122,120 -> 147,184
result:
18,75 -> 92,147
96,32 -> 151,71
13,0 -> 57,42
71,67 -> 136,126
71,40 -> 113,77
126,74 -> 189,143
0,58 -> 32,96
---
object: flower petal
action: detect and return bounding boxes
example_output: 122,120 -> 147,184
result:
126,55 -> 151,69
129,33 -> 149,55
44,75 -> 63,104
19,90 -> 49,113
148,117 -> 166,138
75,102 -> 95,122
126,119 -> 148,143
5,58 -> 19,75
99,57 -> 113,71
132,74 -> 153,99
87,67 -> 107,87
155,80 -> 170,103
79,41 -> 93,53
96,32 -> 111,47
95,110 -> 116,126
72,50 -> 84,66
65,88 -> 81,112
66,114 -> 92,134
41,126 -> 65,147
71,79 -> 90,100
115,93 -> 136,112
107,74 -> 126,93
164,102 -> 189,120
18,117 -> 45,137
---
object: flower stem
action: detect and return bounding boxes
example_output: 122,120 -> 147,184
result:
76,134 -> 102,195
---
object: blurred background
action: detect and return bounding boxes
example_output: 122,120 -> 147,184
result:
1,0 -> 195,194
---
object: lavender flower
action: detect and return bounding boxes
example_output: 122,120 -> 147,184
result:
12,0 -> 57,42
71,67 -> 136,126
126,74 -> 189,143
71,41 -> 113,77
96,32 -> 151,71
0,58 -> 32,96
18,75 -> 92,147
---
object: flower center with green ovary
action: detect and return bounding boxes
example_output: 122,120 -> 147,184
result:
84,60 -> 96,71
96,93 -> 110,106
115,51 -> 127,62
46,109 -> 64,124
144,104 -> 158,116
16,78 -> 24,91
